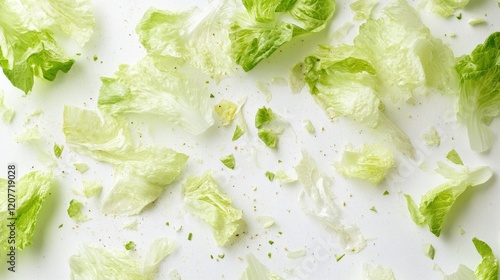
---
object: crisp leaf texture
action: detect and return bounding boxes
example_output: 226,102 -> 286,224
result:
362,263 -> 396,280
63,106 -> 188,215
254,107 -> 288,148
98,56 -> 214,135
0,171 -> 53,251
455,32 -> 500,153
239,254 -> 284,280
67,199 -> 90,222
183,172 -> 245,246
422,0 -> 469,17
473,238 -> 499,280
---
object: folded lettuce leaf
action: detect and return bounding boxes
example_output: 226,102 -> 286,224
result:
98,56 -> 214,135
405,152 -> 492,237
0,171 -> 53,251
70,238 -> 176,280
182,172 -> 245,246
63,106 -> 188,215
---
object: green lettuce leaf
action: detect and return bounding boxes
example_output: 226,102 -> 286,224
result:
70,238 -> 175,280
215,99 -> 238,125
98,56 -> 214,135
182,172 -> 245,246
405,156 -> 492,237
254,107 -> 288,148
455,32 -> 500,153
473,238 -> 499,280
350,0 -> 379,21
220,154 -> 236,169
334,143 -> 394,185
239,254 -> 284,280
422,0 -> 469,18
0,91 -> 14,124
0,171 -> 53,251
82,180 -> 102,198
63,106 -> 189,215
67,199 -> 90,222
230,0 -> 336,71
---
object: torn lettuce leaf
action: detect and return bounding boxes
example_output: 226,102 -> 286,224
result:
0,91 -> 14,124
473,238 -> 499,280
98,56 -> 214,135
295,150 -> 366,253
455,32 -> 500,153
446,149 -> 464,166
254,107 -> 288,148
82,180 -> 103,198
67,199 -> 90,222
422,126 -> 441,146
220,154 -> 236,169
74,163 -> 89,173
182,172 -> 245,246
230,0 -> 336,71
405,155 -> 492,237
63,106 -> 188,215
54,143 -> 64,158
239,254 -> 284,280
215,99 -> 238,125
0,171 -> 53,251
350,0 -> 379,21
302,44 -> 415,156
136,1 -> 236,81
70,238 -> 175,280
421,0 -> 469,18
444,264 -> 476,280
334,143 -> 394,185
362,263 -> 396,280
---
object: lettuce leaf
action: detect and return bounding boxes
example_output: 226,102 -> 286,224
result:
70,238 -> 175,280
255,107 -> 288,148
182,172 -> 245,246
422,0 -> 469,18
405,155 -> 492,237
63,106 -> 188,215
67,199 -> 90,222
0,171 -> 53,251
473,238 -> 499,280
295,150 -> 366,253
455,32 -> 500,153
0,91 -> 14,124
334,143 -> 394,185
98,56 -> 214,135
239,254 -> 284,280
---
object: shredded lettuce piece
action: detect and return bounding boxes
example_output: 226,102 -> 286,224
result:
468,18 -> 486,26
136,1 -> 236,81
256,216 -> 275,228
444,264 -> 476,280
14,126 -> 42,142
182,172 -> 245,246
63,106 -> 188,215
215,99 -> 238,125
98,56 -> 214,135
255,107 -> 288,148
350,0 -> 379,21
296,150 -> 366,253
446,149 -> 463,165
232,125 -> 245,141
455,32 -> 500,153
74,163 -> 89,173
230,0 -> 336,71
421,0 -> 469,17
67,199 -> 90,222
220,154 -> 236,169
0,171 -> 53,251
362,263 -> 396,280
473,238 -> 499,280
405,155 -> 492,236
424,244 -> 435,260
334,143 -> 394,185
82,180 -> 102,198
0,91 -> 14,124
70,238 -> 175,280
302,119 -> 315,133
423,126 -> 441,146
53,143 -> 64,158
239,254 -> 284,280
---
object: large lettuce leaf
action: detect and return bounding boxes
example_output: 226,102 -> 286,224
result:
70,238 -> 175,280
0,171 -> 53,251
455,32 -> 500,153
98,56 -> 214,135
182,172 -> 245,246
63,106 -> 189,215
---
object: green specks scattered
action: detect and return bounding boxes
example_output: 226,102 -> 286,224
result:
218,254 -> 225,259
166,222 -> 170,226
267,252 -> 272,258
188,233 -> 193,241
93,55 -> 98,61
370,206 -> 377,213
456,13 -> 462,20
383,190 -> 389,195
268,240 -> 274,245
336,254 -> 345,262
58,224 -> 63,228
125,241 -> 135,250
265,171 -> 275,182
220,154 -> 236,169
210,94 -> 215,98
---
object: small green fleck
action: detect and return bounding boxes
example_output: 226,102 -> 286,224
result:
336,254 -> 345,262
459,227 -> 466,235
210,255 -> 214,259
265,171 -> 275,182
218,254 -> 225,259
278,160 -> 282,163
278,231 -> 282,235
76,53 -> 81,56
370,206 -> 377,213
424,244 -> 435,260
268,253 -> 272,258
383,190 -> 389,195
232,125 -> 245,141
303,119 -> 315,133
93,55 -> 98,61
166,222 -> 170,226
54,143 -> 64,158
125,241 -> 135,250
468,18 -> 485,26
58,224 -> 63,228
220,154 -> 236,169
456,13 -> 462,20
210,94 -> 215,98
188,232 -> 193,241
269,240 -> 274,245
205,81 -> 209,84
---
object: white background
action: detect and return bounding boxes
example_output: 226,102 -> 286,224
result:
0,0 -> 499,279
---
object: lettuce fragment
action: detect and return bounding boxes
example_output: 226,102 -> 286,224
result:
0,91 -> 14,124
220,154 -> 236,169
350,0 -> 379,21
362,263 -> 396,280
215,99 -> 238,125
67,199 -> 90,222
239,254 -> 284,280
255,107 -> 288,148
0,171 -> 53,251
82,180 -> 102,198
98,56 -> 214,135
182,172 -> 245,246
446,238 -> 499,280
63,106 -> 188,215
421,0 -> 469,17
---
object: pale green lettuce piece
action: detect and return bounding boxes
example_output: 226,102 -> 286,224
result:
82,180 -> 102,198
455,32 -> 500,153
215,99 -> 238,125
444,264 -> 476,280
182,172 -> 245,246
362,263 -> 396,280
239,254 -> 284,280
0,91 -> 14,124
296,150 -> 366,253
220,154 -> 236,169
422,0 -> 469,17
303,44 -> 415,156
98,56 -> 214,135
302,119 -> 315,133
405,156 -> 492,237
334,143 -> 394,185
54,143 -> 64,158
473,238 -> 499,280
350,0 -> 379,21
230,0 -> 336,71
70,238 -> 175,280
136,1 -> 236,81
0,171 -> 53,251
63,106 -> 188,215
254,107 -> 288,148
446,149 -> 464,165
19,0 -> 95,46
67,199 -> 90,222
74,163 -> 89,173
423,126 -> 440,146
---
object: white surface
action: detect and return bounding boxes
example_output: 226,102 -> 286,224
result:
1,0 -> 499,279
